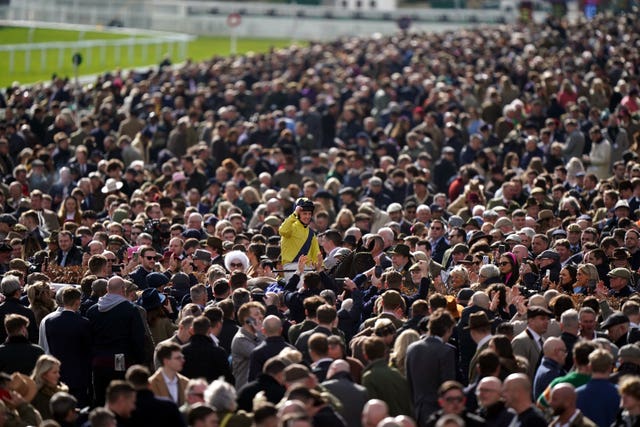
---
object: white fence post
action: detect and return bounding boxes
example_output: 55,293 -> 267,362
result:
0,21 -> 195,82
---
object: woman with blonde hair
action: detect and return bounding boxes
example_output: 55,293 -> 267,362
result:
31,355 -> 68,420
566,157 -> 585,186
573,263 -> 600,295
324,177 -> 342,196
589,78 -> 609,110
331,208 -> 355,233
389,329 -> 420,376
240,186 -> 261,211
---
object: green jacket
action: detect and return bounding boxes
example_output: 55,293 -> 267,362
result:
362,359 -> 413,417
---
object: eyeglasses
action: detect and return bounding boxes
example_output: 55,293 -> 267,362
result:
499,262 -> 510,266
230,262 -> 243,268
477,389 -> 498,394
443,396 -> 465,403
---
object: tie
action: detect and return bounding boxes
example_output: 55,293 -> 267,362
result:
37,211 -> 45,229
538,337 -> 544,350
61,252 -> 68,267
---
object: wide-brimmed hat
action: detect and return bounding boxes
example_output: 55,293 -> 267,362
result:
465,311 -> 491,330
9,373 -> 37,403
388,244 -> 412,258
537,209 -> 554,223
101,178 -> 123,194
137,288 -> 165,311
611,248 -> 632,261
468,230 -> 491,247
194,249 -> 212,263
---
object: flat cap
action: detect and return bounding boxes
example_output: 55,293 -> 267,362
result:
527,306 -> 552,319
608,267 -> 632,280
601,312 -> 630,329
537,250 -> 560,261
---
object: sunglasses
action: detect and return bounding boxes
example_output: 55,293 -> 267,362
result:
499,262 -> 510,266
144,256 -> 156,260
230,262 -> 243,268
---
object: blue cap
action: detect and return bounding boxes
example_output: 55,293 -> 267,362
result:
146,272 -> 170,289
183,229 -> 202,239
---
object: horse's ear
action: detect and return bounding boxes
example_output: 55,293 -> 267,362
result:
331,251 -> 352,279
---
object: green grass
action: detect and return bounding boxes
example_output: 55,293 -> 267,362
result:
0,26 -> 297,87
0,26 -> 144,44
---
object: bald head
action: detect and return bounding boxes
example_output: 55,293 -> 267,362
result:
107,276 -> 125,295
262,315 -> 282,337
394,415 -> 417,427
326,359 -> 350,380
502,373 -> 533,412
278,399 -> 306,417
550,383 -> 577,415
504,373 -> 531,392
543,337 -> 566,364
477,376 -> 502,408
479,376 -> 502,389
376,417 -> 401,427
362,399 -> 389,427
528,294 -> 547,308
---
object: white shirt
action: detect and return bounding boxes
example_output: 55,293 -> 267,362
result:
476,333 -> 492,350
210,333 -> 220,346
311,357 -> 333,369
162,371 -> 179,403
527,327 -> 544,350
551,409 -> 581,427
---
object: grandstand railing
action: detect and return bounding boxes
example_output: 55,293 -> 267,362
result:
8,0 -> 514,32
0,20 -> 194,74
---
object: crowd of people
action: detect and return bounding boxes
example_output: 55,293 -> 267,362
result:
0,8 -> 639,427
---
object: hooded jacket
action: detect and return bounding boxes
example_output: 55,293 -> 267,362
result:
86,293 -> 146,368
